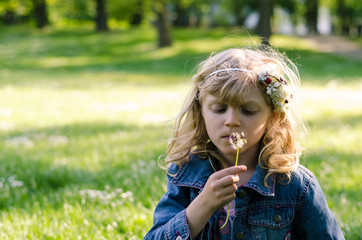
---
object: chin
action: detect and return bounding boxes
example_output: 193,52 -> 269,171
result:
222,148 -> 237,157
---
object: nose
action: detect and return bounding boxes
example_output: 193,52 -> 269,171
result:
224,108 -> 241,128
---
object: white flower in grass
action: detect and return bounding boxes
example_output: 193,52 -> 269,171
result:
8,175 -> 24,188
48,135 -> 68,145
6,136 -> 34,147
10,180 -> 24,188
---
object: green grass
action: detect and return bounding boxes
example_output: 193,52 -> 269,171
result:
0,25 -> 361,239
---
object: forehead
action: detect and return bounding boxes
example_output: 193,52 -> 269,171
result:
203,86 -> 267,106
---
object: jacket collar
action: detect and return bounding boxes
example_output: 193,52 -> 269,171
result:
171,154 -> 275,196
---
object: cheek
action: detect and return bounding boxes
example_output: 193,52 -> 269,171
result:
203,114 -> 214,136
251,124 -> 267,139
205,117 -> 218,136
249,117 -> 269,138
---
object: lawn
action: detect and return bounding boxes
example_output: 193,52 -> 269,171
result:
0,25 -> 361,239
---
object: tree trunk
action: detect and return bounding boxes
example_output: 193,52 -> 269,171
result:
95,0 -> 109,31
153,1 -> 172,47
256,0 -> 273,46
337,0 -> 349,35
4,10 -> 15,25
32,0 -> 49,28
231,0 -> 247,26
174,3 -> 189,26
131,0 -> 143,26
305,0 -> 319,34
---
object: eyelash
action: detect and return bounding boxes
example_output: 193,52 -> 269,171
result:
212,107 -> 226,113
241,108 -> 256,115
211,106 -> 256,115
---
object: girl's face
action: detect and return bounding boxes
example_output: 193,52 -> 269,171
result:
201,87 -> 271,164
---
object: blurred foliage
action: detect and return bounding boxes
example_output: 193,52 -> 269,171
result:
0,0 -> 31,23
0,0 -> 361,36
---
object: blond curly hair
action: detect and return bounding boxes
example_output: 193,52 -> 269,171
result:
164,46 -> 303,186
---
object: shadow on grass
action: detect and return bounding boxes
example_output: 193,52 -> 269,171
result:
3,48 -> 361,88
0,121 -> 167,210
2,26 -> 360,88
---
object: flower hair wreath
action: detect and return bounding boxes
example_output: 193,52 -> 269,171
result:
206,68 -> 293,112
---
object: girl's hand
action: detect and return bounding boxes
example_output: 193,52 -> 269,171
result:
185,165 -> 247,239
199,165 -> 247,212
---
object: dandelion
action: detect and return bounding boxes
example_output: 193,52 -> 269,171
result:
220,132 -> 247,230
229,132 -> 247,150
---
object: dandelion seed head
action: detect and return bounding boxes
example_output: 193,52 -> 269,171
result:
229,132 -> 247,150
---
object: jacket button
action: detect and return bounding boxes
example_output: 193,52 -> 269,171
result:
274,214 -> 282,223
236,190 -> 247,198
235,232 -> 245,239
176,236 -> 182,240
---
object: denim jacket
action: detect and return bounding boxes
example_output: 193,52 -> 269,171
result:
144,154 -> 344,240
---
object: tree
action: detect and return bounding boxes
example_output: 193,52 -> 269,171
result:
305,0 -> 319,34
32,0 -> 49,28
153,0 -> 172,47
95,0 -> 108,31
336,0 -> 354,35
256,0 -> 274,45
228,0 -> 258,26
130,0 -> 144,25
169,0 -> 211,27
173,1 -> 189,26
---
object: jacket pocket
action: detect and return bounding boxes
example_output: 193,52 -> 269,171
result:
248,206 -> 294,239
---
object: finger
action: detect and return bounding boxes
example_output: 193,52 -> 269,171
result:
221,189 -> 237,204
224,165 -> 247,175
213,184 -> 237,204
225,195 -> 236,204
221,183 -> 238,196
214,165 -> 247,179
218,174 -> 239,188
232,165 -> 247,173
211,192 -> 236,210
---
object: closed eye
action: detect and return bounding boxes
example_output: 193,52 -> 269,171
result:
211,104 -> 227,114
241,108 -> 257,115
212,107 -> 227,114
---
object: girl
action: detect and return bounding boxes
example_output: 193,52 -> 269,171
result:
144,47 -> 344,239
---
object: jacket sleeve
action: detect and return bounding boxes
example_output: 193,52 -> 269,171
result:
295,175 -> 345,239
144,171 -> 192,240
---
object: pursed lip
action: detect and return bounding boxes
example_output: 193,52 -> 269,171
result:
221,132 -> 237,138
221,134 -> 233,140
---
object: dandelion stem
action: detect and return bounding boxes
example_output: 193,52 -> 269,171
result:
235,146 -> 240,166
220,146 -> 240,230
220,204 -> 230,229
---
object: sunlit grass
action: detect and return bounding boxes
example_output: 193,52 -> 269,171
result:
0,84 -> 187,130
0,25 -> 361,239
299,86 -> 362,238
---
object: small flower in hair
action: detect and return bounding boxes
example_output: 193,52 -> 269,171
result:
258,71 -> 269,81
258,73 -> 292,112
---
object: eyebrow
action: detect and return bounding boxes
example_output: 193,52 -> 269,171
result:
206,95 -> 264,106
241,100 -> 262,105
208,100 -> 263,109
